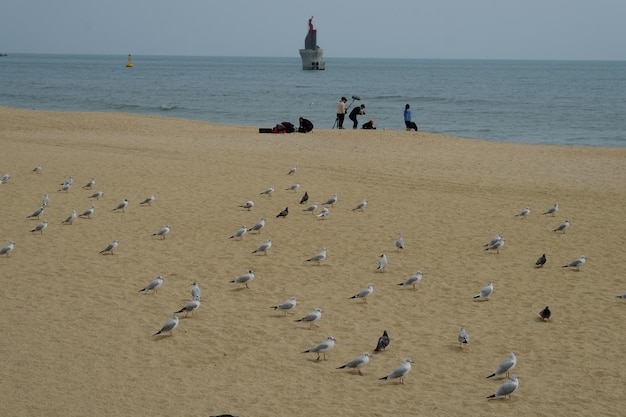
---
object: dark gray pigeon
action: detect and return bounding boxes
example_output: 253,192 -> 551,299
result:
535,253 -> 547,268
374,330 -> 390,352
299,191 -> 309,204
539,306 -> 551,321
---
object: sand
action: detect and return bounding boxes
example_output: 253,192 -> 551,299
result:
1,106 -> 625,417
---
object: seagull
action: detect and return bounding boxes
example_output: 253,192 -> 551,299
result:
483,234 -> 502,248
112,198 -> 129,212
398,271 -> 423,289
41,194 -> 50,207
484,236 -> 505,253
175,299 -> 201,318
486,352 -> 517,379
316,207 -> 329,219
303,202 -> 318,213
487,374 -> 519,400
395,232 -> 405,251
248,217 -> 265,233
379,358 -> 414,384
26,205 -> 45,219
337,352 -> 370,376
153,314 -> 179,336
352,199 -> 367,211
286,183 -> 300,191
306,247 -> 327,264
82,177 -> 95,189
287,166 -> 297,175
239,200 -> 254,210
543,202 -> 558,216
276,207 -> 289,218
33,165 -> 42,174
99,240 -> 119,255
515,207 -> 530,218
299,191 -> 309,204
473,280 -> 494,300
88,191 -> 105,200
230,269 -> 255,288
553,219 -> 570,233
294,308 -> 322,329
138,275 -> 164,293
539,306 -> 551,321
79,205 -> 95,219
0,173 -> 10,184
30,220 -> 48,234
152,225 -> 171,239
458,326 -> 470,347
58,182 -> 71,192
376,254 -> 388,272
349,283 -> 374,303
60,176 -> 73,186
535,253 -> 547,268
260,186 -> 275,197
0,241 -> 15,257
62,209 -> 77,225
140,194 -> 155,206
615,294 -> 626,300
302,336 -> 335,361
270,296 -> 297,315
252,239 -> 272,255
229,225 -> 247,240
562,255 -> 586,271
191,282 -> 201,300
322,193 -> 338,206
374,330 -> 390,352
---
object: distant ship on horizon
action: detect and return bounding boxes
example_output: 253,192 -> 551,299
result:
299,17 -> 324,70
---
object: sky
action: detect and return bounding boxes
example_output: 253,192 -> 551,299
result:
2,0 -> 625,60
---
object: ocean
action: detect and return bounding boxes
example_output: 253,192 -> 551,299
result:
1,54 -> 625,147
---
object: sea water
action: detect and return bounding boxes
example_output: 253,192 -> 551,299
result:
1,54 -> 625,147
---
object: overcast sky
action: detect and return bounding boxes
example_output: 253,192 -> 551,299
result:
3,0 -> 625,60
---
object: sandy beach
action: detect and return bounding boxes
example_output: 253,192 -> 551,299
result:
1,106 -> 625,417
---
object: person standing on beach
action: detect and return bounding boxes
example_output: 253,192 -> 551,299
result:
404,104 -> 418,131
349,104 -> 366,129
336,97 -> 348,129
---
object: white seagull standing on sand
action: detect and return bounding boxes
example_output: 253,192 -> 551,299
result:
138,275 -> 164,293
229,225 -> 247,240
153,314 -> 179,336
395,232 -> 405,251
486,352 -> 517,379
0,241 -> 15,257
88,191 -> 105,200
175,299 -> 201,318
252,239 -> 272,255
487,375 -> 519,400
230,269 -> 255,288
458,326 -> 470,347
286,183 -> 300,191
140,194 -> 155,206
58,182 -> 72,193
239,200 -> 254,210
306,247 -> 327,264
377,254 -> 388,272
82,177 -> 95,189
260,186 -> 275,197
30,220 -> 48,234
191,282 -> 202,300
322,193 -> 338,206
0,173 -> 10,184
553,219 -> 570,233
294,308 -> 322,329
473,280 -> 494,300
316,207 -> 329,219
270,296 -> 297,315
379,358 -> 414,384
42,194 -> 50,207
337,352 -> 370,376
287,166 -> 297,175
303,202 -> 318,213
99,240 -> 119,255
515,207 -> 530,218
62,209 -> 77,225
112,198 -> 129,212
302,336 -> 336,361
352,199 -> 368,211
152,225 -> 171,239
543,202 -> 558,216
26,205 -> 45,219
79,205 -> 95,219
562,255 -> 586,271
398,271 -> 423,289
349,283 -> 374,303
248,217 -> 265,233
484,236 -> 505,254
33,165 -> 42,174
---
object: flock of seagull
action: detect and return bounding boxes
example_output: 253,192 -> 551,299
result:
1,161 -> 622,406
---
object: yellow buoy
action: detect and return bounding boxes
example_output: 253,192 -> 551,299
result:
126,54 -> 134,68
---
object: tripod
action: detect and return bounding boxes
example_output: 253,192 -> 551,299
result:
332,96 -> 360,129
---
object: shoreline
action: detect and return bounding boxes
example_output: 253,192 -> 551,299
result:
1,106 -> 625,417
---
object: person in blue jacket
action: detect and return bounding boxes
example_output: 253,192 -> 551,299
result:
404,104 -> 418,131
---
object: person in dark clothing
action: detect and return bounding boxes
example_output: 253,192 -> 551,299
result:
298,117 -> 314,133
404,104 -> 418,131
362,119 -> 376,129
349,104 -> 365,129
336,96 -> 348,129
